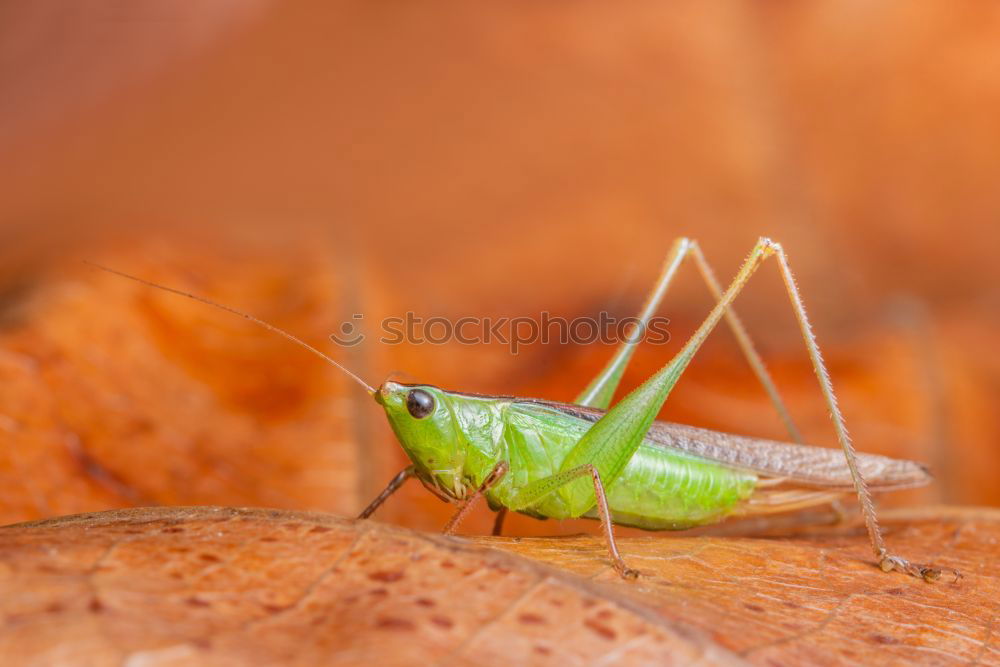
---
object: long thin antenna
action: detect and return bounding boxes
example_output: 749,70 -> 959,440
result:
85,261 -> 376,395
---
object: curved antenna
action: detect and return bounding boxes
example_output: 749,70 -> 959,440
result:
85,261 -> 376,395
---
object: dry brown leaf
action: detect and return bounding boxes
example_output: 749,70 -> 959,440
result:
0,506 -> 995,665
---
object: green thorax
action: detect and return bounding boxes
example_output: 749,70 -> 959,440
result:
377,382 -> 509,500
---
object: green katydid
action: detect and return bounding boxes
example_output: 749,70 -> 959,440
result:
90,237 -> 959,582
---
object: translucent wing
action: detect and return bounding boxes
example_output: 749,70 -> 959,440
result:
533,400 -> 931,492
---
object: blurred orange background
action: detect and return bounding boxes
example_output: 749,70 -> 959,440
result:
1,2 -> 998,538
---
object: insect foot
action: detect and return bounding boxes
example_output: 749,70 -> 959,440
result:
615,564 -> 641,580
878,553 -> 962,584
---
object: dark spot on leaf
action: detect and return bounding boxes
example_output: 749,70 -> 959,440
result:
416,598 -> 435,608
376,616 -> 415,631
259,536 -> 279,543
584,619 -> 617,641
45,602 -> 63,614
186,597 -> 210,607
199,553 -> 222,563
309,525 -> 332,533
368,570 -> 404,583
263,603 -> 289,613
871,634 -> 901,645
163,526 -> 184,533
535,646 -> 551,656
441,560 -> 455,569
430,615 -> 454,629
518,613 -> 546,625
744,603 -> 765,613
884,587 -> 905,596
88,598 -> 104,613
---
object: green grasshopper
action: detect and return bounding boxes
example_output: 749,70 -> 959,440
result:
92,237 -> 959,582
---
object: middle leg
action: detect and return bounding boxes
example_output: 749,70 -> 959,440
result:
507,463 -> 638,579
492,507 -> 508,536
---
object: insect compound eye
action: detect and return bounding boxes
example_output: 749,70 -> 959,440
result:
406,389 -> 435,419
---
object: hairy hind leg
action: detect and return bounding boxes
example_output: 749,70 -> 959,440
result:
576,238 -> 802,443
573,237 -> 956,582
765,242 -> 958,582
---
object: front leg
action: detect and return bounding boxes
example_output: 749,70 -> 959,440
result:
357,466 -> 415,519
442,462 -> 510,535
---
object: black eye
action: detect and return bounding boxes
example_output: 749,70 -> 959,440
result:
406,389 -> 435,419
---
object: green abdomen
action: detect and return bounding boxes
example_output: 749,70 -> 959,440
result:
596,444 -> 757,529
493,402 -> 756,530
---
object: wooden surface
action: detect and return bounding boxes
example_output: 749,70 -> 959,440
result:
0,506 -> 995,665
